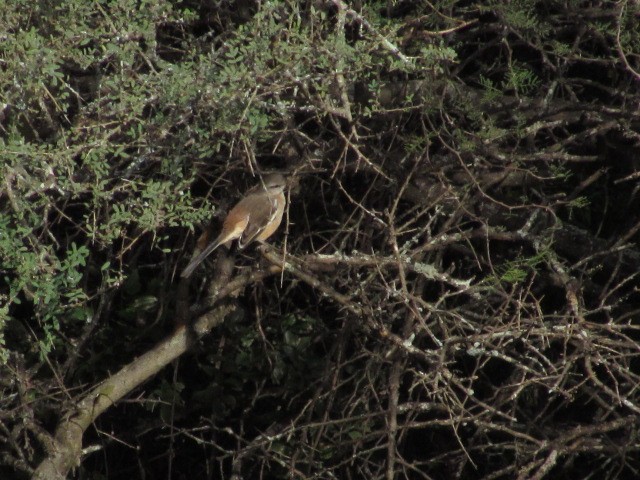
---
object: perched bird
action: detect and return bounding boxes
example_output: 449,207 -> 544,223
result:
180,173 -> 287,278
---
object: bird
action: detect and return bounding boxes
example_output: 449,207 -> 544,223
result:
180,173 -> 287,278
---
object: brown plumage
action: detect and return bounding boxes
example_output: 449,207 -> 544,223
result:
180,173 -> 286,278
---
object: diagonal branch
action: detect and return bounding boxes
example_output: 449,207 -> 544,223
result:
32,305 -> 234,480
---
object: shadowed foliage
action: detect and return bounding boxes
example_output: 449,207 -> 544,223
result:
1,1 -> 640,479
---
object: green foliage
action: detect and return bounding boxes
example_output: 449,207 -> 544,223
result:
490,249 -> 550,286
0,300 -> 9,364
0,198 -> 90,356
480,63 -> 539,99
567,196 -> 590,209
0,0 -> 211,360
618,2 -> 640,53
506,61 -> 540,96
549,164 -> 572,181
487,0 -> 551,37
479,74 -> 502,102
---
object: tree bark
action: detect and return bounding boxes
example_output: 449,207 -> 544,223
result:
32,306 -> 232,480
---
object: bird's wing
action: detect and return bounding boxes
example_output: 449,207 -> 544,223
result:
237,193 -> 280,249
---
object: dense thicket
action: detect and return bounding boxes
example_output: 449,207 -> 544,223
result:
2,1 -> 640,479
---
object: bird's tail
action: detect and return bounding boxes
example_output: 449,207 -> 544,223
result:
180,238 -> 222,278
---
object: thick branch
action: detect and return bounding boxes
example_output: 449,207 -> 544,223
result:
32,305 -> 233,480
